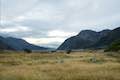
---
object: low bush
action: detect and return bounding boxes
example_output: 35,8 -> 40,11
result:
24,49 -> 32,53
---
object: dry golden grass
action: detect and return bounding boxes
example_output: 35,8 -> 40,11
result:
0,51 -> 120,80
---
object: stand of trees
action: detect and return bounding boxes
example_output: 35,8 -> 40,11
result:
105,40 -> 120,52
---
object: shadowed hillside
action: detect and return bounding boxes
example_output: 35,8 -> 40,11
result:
58,27 -> 120,50
0,36 -> 49,51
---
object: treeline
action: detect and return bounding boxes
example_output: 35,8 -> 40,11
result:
105,40 -> 120,52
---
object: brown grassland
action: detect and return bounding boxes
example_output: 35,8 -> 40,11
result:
0,50 -> 120,80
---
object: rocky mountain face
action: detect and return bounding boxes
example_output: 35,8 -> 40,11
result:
58,27 -> 120,50
0,36 -> 49,51
92,27 -> 120,48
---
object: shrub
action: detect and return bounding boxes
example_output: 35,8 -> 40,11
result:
51,50 -> 56,53
66,50 -> 72,54
24,49 -> 32,53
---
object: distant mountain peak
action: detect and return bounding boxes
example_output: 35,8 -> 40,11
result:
78,30 -> 97,35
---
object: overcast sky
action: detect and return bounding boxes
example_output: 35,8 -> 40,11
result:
0,0 -> 120,48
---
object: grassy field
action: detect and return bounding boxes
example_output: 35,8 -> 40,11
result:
0,51 -> 120,80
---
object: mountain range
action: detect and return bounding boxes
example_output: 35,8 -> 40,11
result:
0,27 -> 120,51
58,27 -> 120,50
0,36 -> 49,51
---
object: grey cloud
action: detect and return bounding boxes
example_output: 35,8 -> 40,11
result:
1,0 -> 38,18
1,0 -> 120,48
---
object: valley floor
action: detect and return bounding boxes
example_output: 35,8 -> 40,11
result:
0,51 -> 120,80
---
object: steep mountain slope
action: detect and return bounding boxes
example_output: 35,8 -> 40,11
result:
58,29 -> 111,50
58,36 -> 92,50
92,27 -> 120,48
0,36 -> 14,50
0,36 -> 49,51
